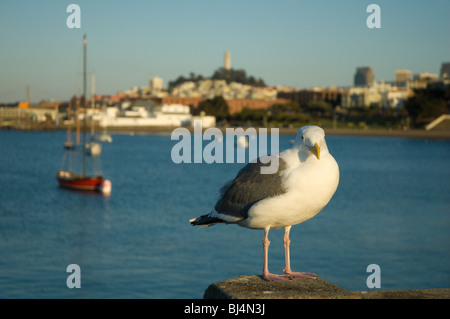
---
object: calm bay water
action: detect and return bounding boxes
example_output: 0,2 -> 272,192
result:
0,129 -> 449,298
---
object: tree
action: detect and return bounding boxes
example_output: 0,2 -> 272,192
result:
269,102 -> 301,115
168,72 -> 205,90
404,88 -> 449,127
195,96 -> 229,119
305,100 -> 333,117
211,67 -> 266,86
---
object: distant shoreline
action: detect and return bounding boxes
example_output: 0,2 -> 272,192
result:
105,126 -> 450,140
323,128 -> 450,140
2,125 -> 450,140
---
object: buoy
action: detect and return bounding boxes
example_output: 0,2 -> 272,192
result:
101,179 -> 112,195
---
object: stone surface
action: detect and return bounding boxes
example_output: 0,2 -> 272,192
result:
203,275 -> 450,299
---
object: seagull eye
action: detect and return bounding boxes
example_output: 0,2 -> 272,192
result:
301,135 -> 305,141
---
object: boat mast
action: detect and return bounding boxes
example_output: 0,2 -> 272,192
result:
66,99 -> 72,147
91,72 -> 95,136
76,97 -> 80,145
82,34 -> 87,177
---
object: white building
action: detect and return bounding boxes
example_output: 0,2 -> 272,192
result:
341,86 -> 383,108
386,87 -> 413,108
395,69 -> 412,84
342,81 -> 412,108
150,76 -> 163,91
98,100 -> 215,128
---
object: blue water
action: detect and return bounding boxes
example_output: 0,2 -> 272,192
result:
0,130 -> 449,298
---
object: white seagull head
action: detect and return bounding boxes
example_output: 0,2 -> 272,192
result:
293,125 -> 329,160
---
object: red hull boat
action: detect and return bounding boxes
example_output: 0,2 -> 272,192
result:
56,170 -> 104,191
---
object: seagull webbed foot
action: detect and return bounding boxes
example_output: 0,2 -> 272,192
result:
262,272 -> 291,282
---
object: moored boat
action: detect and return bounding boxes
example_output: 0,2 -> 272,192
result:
56,170 -> 104,191
56,34 -> 111,195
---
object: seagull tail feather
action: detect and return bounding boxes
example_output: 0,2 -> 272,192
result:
189,213 -> 224,229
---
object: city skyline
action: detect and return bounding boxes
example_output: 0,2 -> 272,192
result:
0,0 -> 449,103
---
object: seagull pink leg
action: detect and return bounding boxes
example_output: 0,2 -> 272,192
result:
262,228 -> 290,281
283,226 -> 318,279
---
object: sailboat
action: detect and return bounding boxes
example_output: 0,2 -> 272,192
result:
56,35 -> 111,195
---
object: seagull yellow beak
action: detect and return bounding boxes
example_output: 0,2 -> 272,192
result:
309,143 -> 320,159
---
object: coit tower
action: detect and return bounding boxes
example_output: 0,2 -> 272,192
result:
224,50 -> 231,71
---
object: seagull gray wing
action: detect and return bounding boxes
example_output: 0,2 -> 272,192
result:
214,158 -> 287,221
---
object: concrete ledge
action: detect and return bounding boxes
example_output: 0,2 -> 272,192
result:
204,275 -> 450,299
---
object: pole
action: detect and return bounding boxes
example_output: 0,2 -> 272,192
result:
91,72 -> 95,136
26,85 -> 30,105
82,34 -> 87,176
76,98 -> 80,145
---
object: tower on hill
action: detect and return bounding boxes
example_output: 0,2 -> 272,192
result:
224,50 -> 231,71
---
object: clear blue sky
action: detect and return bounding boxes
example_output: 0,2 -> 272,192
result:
0,0 -> 449,103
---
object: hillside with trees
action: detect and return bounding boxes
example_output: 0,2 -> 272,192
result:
168,68 -> 266,90
211,67 -> 266,86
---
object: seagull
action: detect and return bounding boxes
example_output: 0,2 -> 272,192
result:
190,125 -> 339,281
